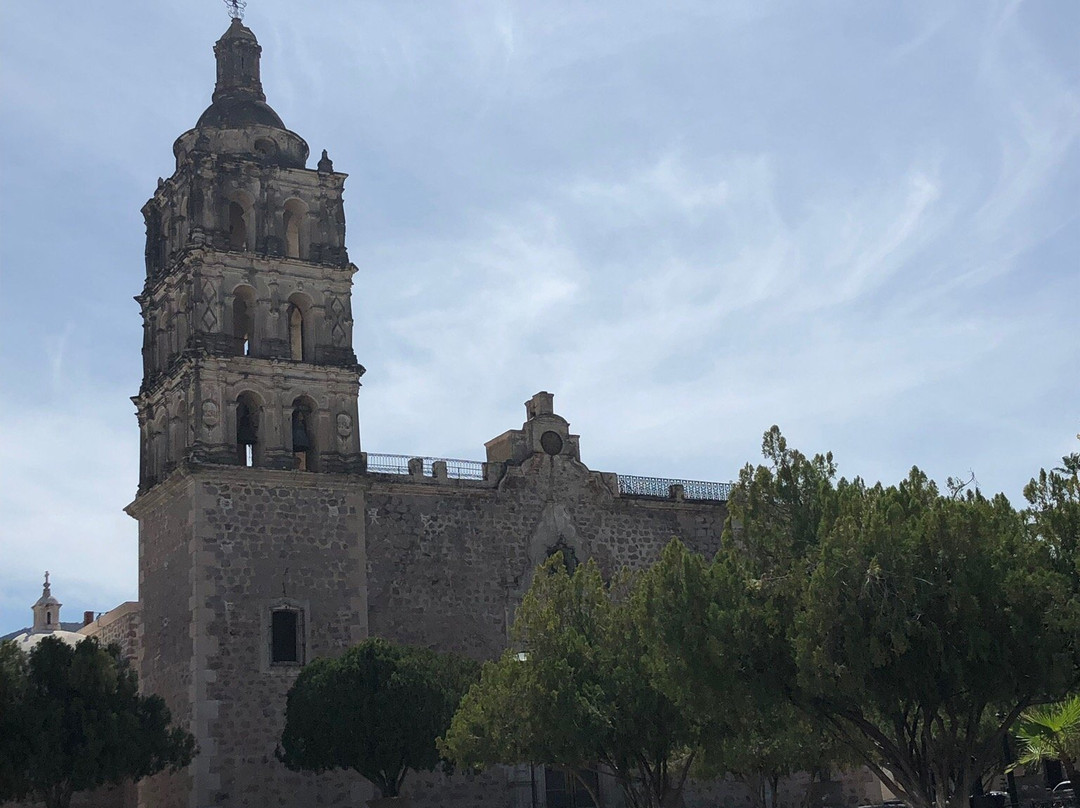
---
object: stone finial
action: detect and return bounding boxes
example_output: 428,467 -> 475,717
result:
526,391 -> 554,420
212,15 -> 264,104
317,149 -> 334,173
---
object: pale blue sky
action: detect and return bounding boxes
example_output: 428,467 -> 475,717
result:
1,1 -> 1077,634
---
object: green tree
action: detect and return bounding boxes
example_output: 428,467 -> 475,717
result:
699,704 -> 855,808
1025,442 -> 1080,597
637,539 -> 851,808
0,639 -> 29,796
711,429 -> 1080,808
0,636 -> 195,808
279,638 -> 478,799
1014,694 -> 1080,782
443,553 -> 714,808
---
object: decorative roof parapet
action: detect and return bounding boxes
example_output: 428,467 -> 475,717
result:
363,452 -> 732,501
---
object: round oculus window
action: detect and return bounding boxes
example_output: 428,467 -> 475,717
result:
540,430 -> 563,456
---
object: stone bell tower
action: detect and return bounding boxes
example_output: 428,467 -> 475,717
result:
135,16 -> 364,484
129,16 -> 368,808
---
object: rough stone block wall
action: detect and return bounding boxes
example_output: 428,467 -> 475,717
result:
364,456 -> 727,656
363,453 -> 728,806
187,468 -> 367,808
130,476 -> 197,808
79,602 -> 142,667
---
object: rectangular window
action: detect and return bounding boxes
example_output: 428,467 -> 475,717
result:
270,609 -> 301,664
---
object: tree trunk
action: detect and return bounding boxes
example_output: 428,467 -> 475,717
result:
660,787 -> 686,808
1061,756 -> 1078,783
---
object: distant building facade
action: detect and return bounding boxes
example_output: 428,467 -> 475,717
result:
120,16 -> 888,808
2,572 -> 86,653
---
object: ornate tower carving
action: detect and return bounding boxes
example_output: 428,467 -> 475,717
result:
135,17 -> 364,490
129,19 -> 368,808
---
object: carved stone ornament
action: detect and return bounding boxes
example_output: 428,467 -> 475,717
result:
202,400 -> 220,428
336,413 -> 352,439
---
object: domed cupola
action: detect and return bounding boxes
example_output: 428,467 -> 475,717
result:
31,571 -> 62,633
173,17 -> 309,168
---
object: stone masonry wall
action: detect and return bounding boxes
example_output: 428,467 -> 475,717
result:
130,475 -> 197,808
363,450 -> 728,806
188,467 -> 368,808
79,602 -> 142,666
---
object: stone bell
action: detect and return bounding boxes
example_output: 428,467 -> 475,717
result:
291,409 -> 311,452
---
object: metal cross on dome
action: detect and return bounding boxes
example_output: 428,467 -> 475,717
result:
224,0 -> 246,21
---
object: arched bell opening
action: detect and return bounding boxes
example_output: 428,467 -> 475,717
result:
228,201 -> 247,250
232,285 -> 256,357
286,293 -> 313,362
225,191 -> 255,251
283,198 -> 308,260
236,391 -> 262,467
290,396 -> 317,471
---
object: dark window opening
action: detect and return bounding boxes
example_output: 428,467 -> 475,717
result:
291,399 -> 314,471
288,304 -> 304,361
236,396 -> 259,466
545,768 -> 598,808
546,539 -> 579,575
46,611 -> 52,626
228,201 -> 247,250
271,609 -> 301,664
233,296 -> 253,356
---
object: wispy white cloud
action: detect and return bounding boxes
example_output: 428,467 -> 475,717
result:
1,1 -> 1077,636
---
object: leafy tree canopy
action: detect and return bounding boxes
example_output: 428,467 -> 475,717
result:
443,552 -> 718,808
1025,442 -> 1080,591
636,539 -> 853,808
0,636 -> 195,808
279,637 -> 478,798
705,427 -> 1080,808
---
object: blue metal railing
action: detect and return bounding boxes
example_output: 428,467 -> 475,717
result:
365,453 -> 732,500
616,474 -> 732,502
365,453 -> 485,480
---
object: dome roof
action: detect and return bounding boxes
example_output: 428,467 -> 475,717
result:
34,591 -> 60,607
196,96 -> 285,130
219,17 -> 258,43
173,20 -> 309,168
10,630 -> 85,653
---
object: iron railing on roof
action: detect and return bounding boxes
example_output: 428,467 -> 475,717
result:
365,453 -> 731,499
365,453 -> 485,480
616,474 -> 732,502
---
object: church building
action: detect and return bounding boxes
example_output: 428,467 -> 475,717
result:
122,14 -> 882,808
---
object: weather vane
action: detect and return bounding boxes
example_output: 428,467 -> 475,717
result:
224,0 -> 246,21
